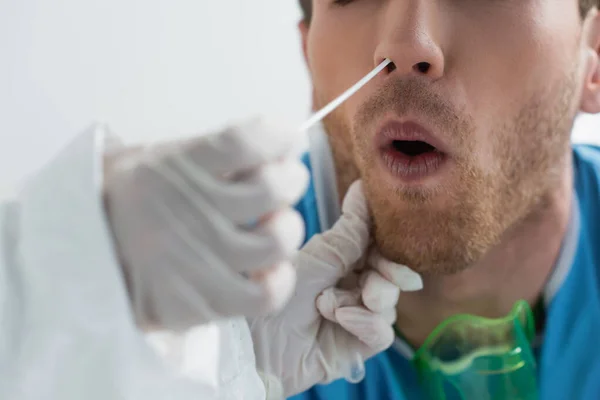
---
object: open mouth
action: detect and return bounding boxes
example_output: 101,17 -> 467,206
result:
391,140 -> 439,157
376,121 -> 449,181
380,138 -> 448,181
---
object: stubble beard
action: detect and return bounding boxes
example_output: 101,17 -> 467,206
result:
320,71 -> 577,275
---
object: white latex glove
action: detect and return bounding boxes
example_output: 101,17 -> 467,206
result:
103,118 -> 309,331
249,181 -> 423,399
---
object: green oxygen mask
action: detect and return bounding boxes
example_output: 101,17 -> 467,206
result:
412,300 -> 538,400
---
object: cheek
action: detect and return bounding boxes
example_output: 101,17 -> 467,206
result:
306,18 -> 382,169
447,7 -> 581,163
450,3 -> 576,98
306,13 -> 378,107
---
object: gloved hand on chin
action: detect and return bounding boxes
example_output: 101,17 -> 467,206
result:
249,181 -> 423,399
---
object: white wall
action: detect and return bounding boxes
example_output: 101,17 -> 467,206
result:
0,0 -> 311,189
1,1 -> 599,190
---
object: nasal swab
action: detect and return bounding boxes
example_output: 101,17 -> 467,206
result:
298,59 -> 392,132
297,58 -> 392,385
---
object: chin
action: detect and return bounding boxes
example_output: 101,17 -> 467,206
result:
375,229 -> 489,275
365,180 -> 502,276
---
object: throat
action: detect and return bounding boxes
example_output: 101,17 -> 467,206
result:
393,173 -> 573,349
395,289 -> 544,350
394,212 -> 570,349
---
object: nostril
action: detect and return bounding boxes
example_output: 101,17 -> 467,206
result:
386,61 -> 397,73
415,62 -> 431,74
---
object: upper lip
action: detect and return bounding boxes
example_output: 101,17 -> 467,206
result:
376,119 -> 449,154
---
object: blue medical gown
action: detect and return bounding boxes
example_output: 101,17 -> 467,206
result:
290,145 -> 600,400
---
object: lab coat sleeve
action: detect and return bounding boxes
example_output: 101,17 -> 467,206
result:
0,124 -> 266,400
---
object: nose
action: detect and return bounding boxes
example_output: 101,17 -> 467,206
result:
374,1 -> 445,81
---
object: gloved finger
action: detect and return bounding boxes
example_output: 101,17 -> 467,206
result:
249,260 -> 298,315
368,251 -> 423,292
138,241 -> 297,329
316,288 -> 361,322
227,208 -> 306,273
183,207 -> 305,275
206,260 -> 296,319
335,307 -> 395,353
361,270 -> 400,313
340,180 -> 370,222
381,307 -> 397,325
201,157 -> 310,224
207,260 -> 297,320
147,159 -> 305,273
181,117 -> 301,176
301,181 -> 371,280
155,217 -> 298,314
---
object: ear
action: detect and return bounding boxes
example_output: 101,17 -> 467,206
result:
298,19 -> 310,66
580,9 -> 600,113
298,19 -> 318,110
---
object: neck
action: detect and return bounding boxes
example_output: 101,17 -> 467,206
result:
393,162 -> 574,348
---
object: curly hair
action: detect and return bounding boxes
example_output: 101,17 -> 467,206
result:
299,0 -> 599,24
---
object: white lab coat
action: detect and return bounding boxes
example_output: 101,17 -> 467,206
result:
0,125 -> 266,400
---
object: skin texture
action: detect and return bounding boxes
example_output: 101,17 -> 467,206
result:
299,0 -> 600,346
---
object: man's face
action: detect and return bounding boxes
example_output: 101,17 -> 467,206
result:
302,0 -> 592,274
